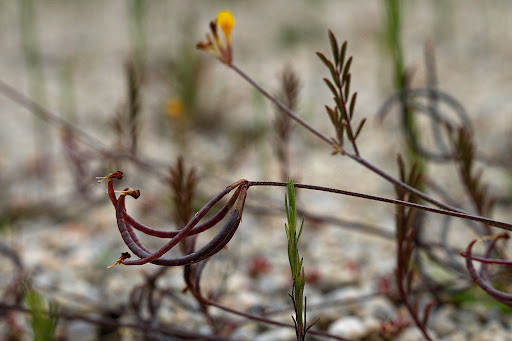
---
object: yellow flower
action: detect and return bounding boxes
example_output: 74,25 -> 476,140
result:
197,10 -> 235,65
217,11 -> 235,42
165,98 -> 184,118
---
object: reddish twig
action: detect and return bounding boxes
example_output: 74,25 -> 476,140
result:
460,234 -> 512,306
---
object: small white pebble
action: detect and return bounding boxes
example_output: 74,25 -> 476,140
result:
328,316 -> 367,339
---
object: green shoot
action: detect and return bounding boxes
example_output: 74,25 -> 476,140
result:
23,282 -> 59,341
382,0 -> 426,185
285,179 -> 311,340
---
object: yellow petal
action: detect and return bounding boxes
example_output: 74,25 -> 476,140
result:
217,11 -> 235,37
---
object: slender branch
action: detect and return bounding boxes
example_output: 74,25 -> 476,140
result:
346,153 -> 468,214
0,79 -> 168,179
229,64 -> 475,216
247,181 -> 512,232
460,253 -> 512,265
204,299 -> 351,341
229,64 -> 334,145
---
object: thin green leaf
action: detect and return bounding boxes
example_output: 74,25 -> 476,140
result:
343,73 -> 351,103
325,105 -> 338,126
344,121 -> 355,140
298,217 -> 304,241
287,179 -> 296,224
316,52 -> 335,75
354,118 -> 366,140
323,78 -> 340,102
335,97 -> 347,118
285,195 -> 290,222
349,92 -> 358,119
339,41 -> 347,70
342,56 -> 353,84
328,30 -> 339,66
317,52 -> 340,88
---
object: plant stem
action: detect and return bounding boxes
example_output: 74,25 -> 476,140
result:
230,63 -> 476,215
247,181 -> 512,232
229,64 -> 333,145
345,152 -> 464,214
204,299 -> 350,341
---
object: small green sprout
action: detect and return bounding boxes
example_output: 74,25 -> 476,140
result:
23,282 -> 59,341
285,179 -> 316,340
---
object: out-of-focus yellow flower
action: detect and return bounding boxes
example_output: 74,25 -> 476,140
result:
165,98 -> 184,118
197,10 -> 235,65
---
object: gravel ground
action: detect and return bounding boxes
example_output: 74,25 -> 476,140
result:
1,1 -> 512,340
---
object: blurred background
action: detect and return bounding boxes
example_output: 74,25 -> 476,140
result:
1,1 -> 512,340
